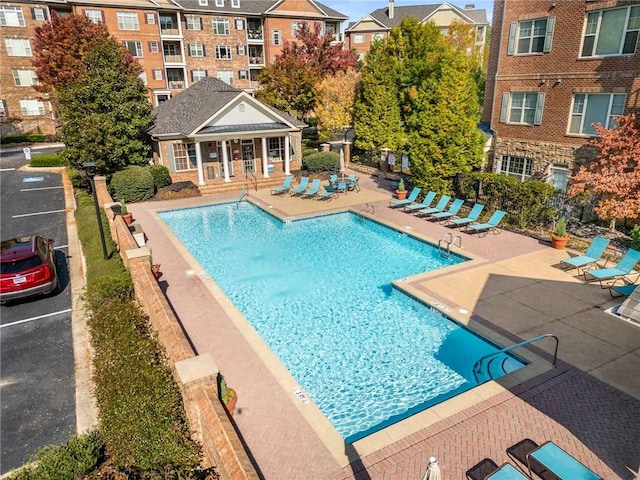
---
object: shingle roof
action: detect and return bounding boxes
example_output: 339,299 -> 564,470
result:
364,3 -> 488,29
169,0 -> 346,20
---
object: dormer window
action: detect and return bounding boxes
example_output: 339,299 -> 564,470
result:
199,0 -> 208,5
215,0 -> 224,6
231,0 -> 240,7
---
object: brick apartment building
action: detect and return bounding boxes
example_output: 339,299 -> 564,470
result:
482,0 -> 640,192
0,0 -> 346,136
345,0 -> 488,61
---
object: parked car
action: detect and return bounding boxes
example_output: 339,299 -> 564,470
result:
0,235 -> 58,304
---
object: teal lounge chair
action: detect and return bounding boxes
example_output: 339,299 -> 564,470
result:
583,248 -> 640,288
430,198 -> 465,222
270,175 -> 293,195
486,463 -> 530,480
526,441 -> 603,479
389,187 -> 421,208
467,210 -> 506,237
290,176 -> 309,196
317,184 -> 336,201
415,195 -> 450,217
403,191 -> 436,212
560,236 -> 609,272
609,283 -> 638,298
302,178 -> 321,198
449,203 -> 484,228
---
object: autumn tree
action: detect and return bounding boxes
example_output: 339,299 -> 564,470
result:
314,69 -> 360,141
443,20 -> 488,103
256,21 -> 359,119
568,113 -> 640,230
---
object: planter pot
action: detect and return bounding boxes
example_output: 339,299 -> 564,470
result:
396,190 -> 407,200
224,388 -> 237,417
122,212 -> 133,225
151,264 -> 161,279
551,235 -> 569,250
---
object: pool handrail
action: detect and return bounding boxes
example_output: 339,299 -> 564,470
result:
472,333 -> 558,383
236,185 -> 248,209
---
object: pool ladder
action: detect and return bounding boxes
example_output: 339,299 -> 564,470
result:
358,203 -> 375,220
438,232 -> 461,257
235,185 -> 248,209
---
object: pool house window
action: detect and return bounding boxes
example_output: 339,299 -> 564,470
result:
498,155 -> 534,181
171,143 -> 197,171
268,137 -> 285,162
581,6 -> 640,57
569,93 -> 625,136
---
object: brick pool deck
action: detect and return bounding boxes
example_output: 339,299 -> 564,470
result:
129,171 -> 640,480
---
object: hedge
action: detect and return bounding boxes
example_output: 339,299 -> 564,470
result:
109,165 -> 155,202
149,164 -> 172,191
29,153 -> 66,168
303,151 -> 340,173
0,134 -> 48,145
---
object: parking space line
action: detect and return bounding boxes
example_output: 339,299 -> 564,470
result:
0,309 -> 72,329
54,244 -> 69,250
12,209 -> 65,218
21,186 -> 64,192
0,168 -> 16,172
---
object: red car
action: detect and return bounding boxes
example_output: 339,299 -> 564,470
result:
0,235 -> 59,304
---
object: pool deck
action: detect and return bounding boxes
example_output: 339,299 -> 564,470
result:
129,172 -> 640,480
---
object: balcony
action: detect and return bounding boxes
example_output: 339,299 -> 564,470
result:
164,54 -> 184,63
160,27 -> 179,36
249,56 -> 264,66
168,80 -> 185,89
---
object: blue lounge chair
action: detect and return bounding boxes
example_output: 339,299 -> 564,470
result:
485,463 -> 529,480
290,176 -> 309,196
467,210 -> 506,237
389,187 -> 421,208
560,236 -> 610,272
449,203 -> 485,228
415,195 -> 450,217
609,283 -> 638,298
403,191 -> 436,212
526,441 -> 603,479
270,175 -> 293,195
583,248 -> 640,288
302,178 -> 321,198
430,198 -> 465,222
317,184 -> 336,201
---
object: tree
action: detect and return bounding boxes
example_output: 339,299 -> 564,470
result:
314,69 -> 360,141
568,113 -> 640,230
54,37 -> 153,174
256,21 -> 358,118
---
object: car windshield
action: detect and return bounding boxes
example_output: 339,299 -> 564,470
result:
1,256 -> 43,274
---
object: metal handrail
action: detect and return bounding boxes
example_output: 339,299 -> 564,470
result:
245,170 -> 258,191
235,185 -> 248,209
472,333 -> 559,383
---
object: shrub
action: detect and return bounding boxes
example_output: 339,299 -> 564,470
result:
149,164 -> 172,191
632,224 -> 640,250
553,216 -> 568,237
109,166 -> 155,202
7,429 -> 104,480
155,181 -> 201,200
29,153 -> 66,167
0,133 -> 47,145
68,168 -> 89,189
84,273 -> 134,310
303,151 -> 340,173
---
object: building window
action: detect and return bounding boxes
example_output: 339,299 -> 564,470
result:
353,34 -> 364,44
215,0 -> 224,6
159,15 -> 176,31
235,19 -> 244,30
191,69 -> 207,82
268,137 -> 285,161
185,15 -> 202,30
0,6 -> 26,27
291,21 -> 301,37
476,25 -> 485,43
238,70 -> 248,80
199,0 -> 208,5
153,69 -> 163,80
138,71 -> 147,85
581,6 -> 640,57
213,18 -> 229,35
217,70 -> 233,85
20,99 -> 45,116
188,43 -> 205,57
172,143 -> 197,171
500,92 -> 545,125
0,100 -> 7,116
272,29 -> 281,45
31,8 -> 47,21
4,38 -> 32,56
123,40 -> 143,57
372,33 -> 384,42
215,45 -> 232,59
117,12 -> 139,30
149,41 -> 159,53
146,13 -> 156,24
12,69 -> 38,86
84,9 -> 103,24
237,44 -> 245,55
507,17 -> 554,55
569,93 -> 625,136
498,155 -> 534,181
232,0 -> 240,7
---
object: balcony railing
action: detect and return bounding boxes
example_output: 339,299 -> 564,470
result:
168,81 -> 185,89
160,27 -> 180,35
247,30 -> 263,40
164,54 -> 184,63
249,56 -> 264,65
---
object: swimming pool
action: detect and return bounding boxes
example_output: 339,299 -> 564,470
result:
159,202 -> 525,443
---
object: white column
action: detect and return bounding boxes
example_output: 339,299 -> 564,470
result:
221,140 -> 231,182
284,134 -> 291,175
195,140 -> 205,186
261,137 -> 269,178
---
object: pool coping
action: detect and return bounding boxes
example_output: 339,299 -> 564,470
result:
149,197 -> 555,467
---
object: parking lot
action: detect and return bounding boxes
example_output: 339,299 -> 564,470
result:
0,146 -> 76,474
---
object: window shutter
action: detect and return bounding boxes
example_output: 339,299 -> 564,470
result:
507,22 -> 517,56
167,144 -> 176,172
30,8 -> 36,19
543,17 -> 555,52
100,10 -> 104,23
534,92 -> 545,125
500,92 -> 510,123
202,45 -> 206,56
187,45 -> 192,56
198,18 -> 203,30
148,41 -> 153,52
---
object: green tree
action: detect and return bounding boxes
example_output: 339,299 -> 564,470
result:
314,69 -> 360,141
55,37 -> 152,174
406,48 -> 485,193
353,40 -> 403,153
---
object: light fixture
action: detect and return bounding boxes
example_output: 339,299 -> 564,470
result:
556,78 -> 562,84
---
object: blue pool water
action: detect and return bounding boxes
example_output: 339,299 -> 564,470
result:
159,203 -> 525,443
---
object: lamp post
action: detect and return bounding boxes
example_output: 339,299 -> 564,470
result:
83,161 -> 108,259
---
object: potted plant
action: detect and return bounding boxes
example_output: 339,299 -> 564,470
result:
219,374 -> 237,417
396,178 -> 407,200
551,216 -> 569,249
149,251 -> 161,279
119,198 -> 133,226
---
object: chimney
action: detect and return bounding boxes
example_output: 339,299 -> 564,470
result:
465,4 -> 475,8
389,0 -> 394,19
